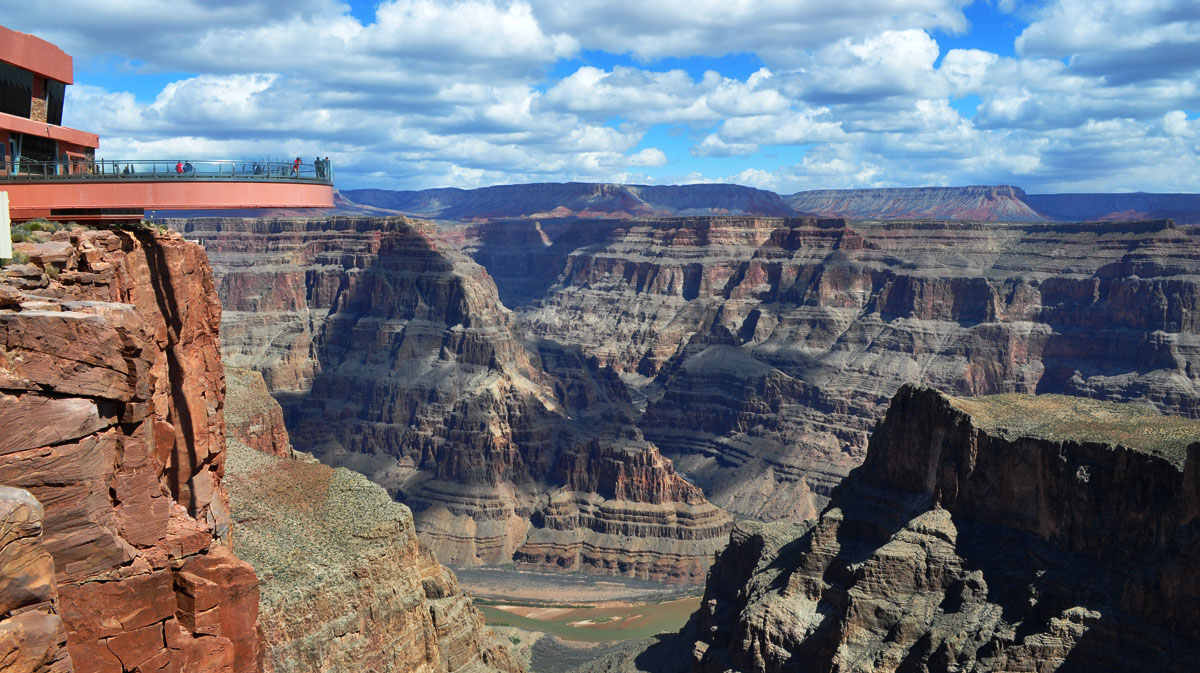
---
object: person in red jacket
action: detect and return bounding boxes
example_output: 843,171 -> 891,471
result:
175,160 -> 183,174
292,157 -> 301,176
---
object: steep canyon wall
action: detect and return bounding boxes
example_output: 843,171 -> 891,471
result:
189,213 -> 1200,548
452,216 -> 1200,520
222,366 -> 523,673
183,216 -> 731,583
690,385 -> 1200,673
0,227 -> 528,673
0,228 -> 259,673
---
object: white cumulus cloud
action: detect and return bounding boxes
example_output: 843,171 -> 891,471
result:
5,0 -> 1199,192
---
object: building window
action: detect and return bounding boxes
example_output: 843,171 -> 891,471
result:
0,62 -> 33,118
20,134 -> 56,166
45,79 -> 64,126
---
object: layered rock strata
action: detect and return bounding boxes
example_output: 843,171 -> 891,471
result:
224,367 -> 293,459
181,216 -> 731,583
224,440 -> 523,673
0,228 -> 259,673
0,487 -> 72,673
690,385 -> 1200,673
220,361 -> 521,672
483,216 -> 1200,519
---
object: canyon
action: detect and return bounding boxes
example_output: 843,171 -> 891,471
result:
4,191 -> 1200,671
222,366 -> 523,673
458,215 -> 1200,521
185,211 -> 1200,573
0,227 -> 522,673
184,216 -> 732,583
689,385 -> 1200,672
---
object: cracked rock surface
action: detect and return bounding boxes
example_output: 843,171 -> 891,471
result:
690,385 -> 1200,673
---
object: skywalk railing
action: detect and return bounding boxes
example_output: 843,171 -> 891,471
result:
0,158 -> 333,184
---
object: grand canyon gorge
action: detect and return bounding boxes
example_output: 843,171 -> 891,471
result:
5,1 -> 1200,670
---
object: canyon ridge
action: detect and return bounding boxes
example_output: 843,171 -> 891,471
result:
0,227 -> 522,673
181,204 -> 1200,578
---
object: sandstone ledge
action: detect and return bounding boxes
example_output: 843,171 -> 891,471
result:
1,228 -> 259,673
0,486 -> 71,673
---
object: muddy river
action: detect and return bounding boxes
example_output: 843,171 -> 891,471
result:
478,596 -> 701,642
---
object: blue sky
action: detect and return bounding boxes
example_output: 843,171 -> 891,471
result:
4,0 -> 1199,193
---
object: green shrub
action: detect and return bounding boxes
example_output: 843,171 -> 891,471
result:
44,264 -> 60,279
10,221 -> 53,243
23,219 -> 60,233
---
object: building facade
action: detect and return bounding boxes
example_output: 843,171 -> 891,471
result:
0,26 -> 333,222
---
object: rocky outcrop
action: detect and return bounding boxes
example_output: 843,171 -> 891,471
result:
0,487 -> 71,673
486,216 -> 1200,519
219,357 -> 521,673
182,216 -> 731,583
0,228 -> 259,673
224,367 -> 292,459
690,385 -> 1200,673
223,440 -> 523,673
342,183 -> 802,220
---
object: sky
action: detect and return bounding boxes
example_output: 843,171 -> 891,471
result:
3,0 -> 1199,194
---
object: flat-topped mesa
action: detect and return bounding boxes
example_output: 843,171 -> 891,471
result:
182,215 -> 732,583
0,227 -> 260,673
691,384 -> 1200,673
785,185 -> 1045,221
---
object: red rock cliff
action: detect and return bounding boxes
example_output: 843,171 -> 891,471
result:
1,228 -> 259,673
0,486 -> 72,673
